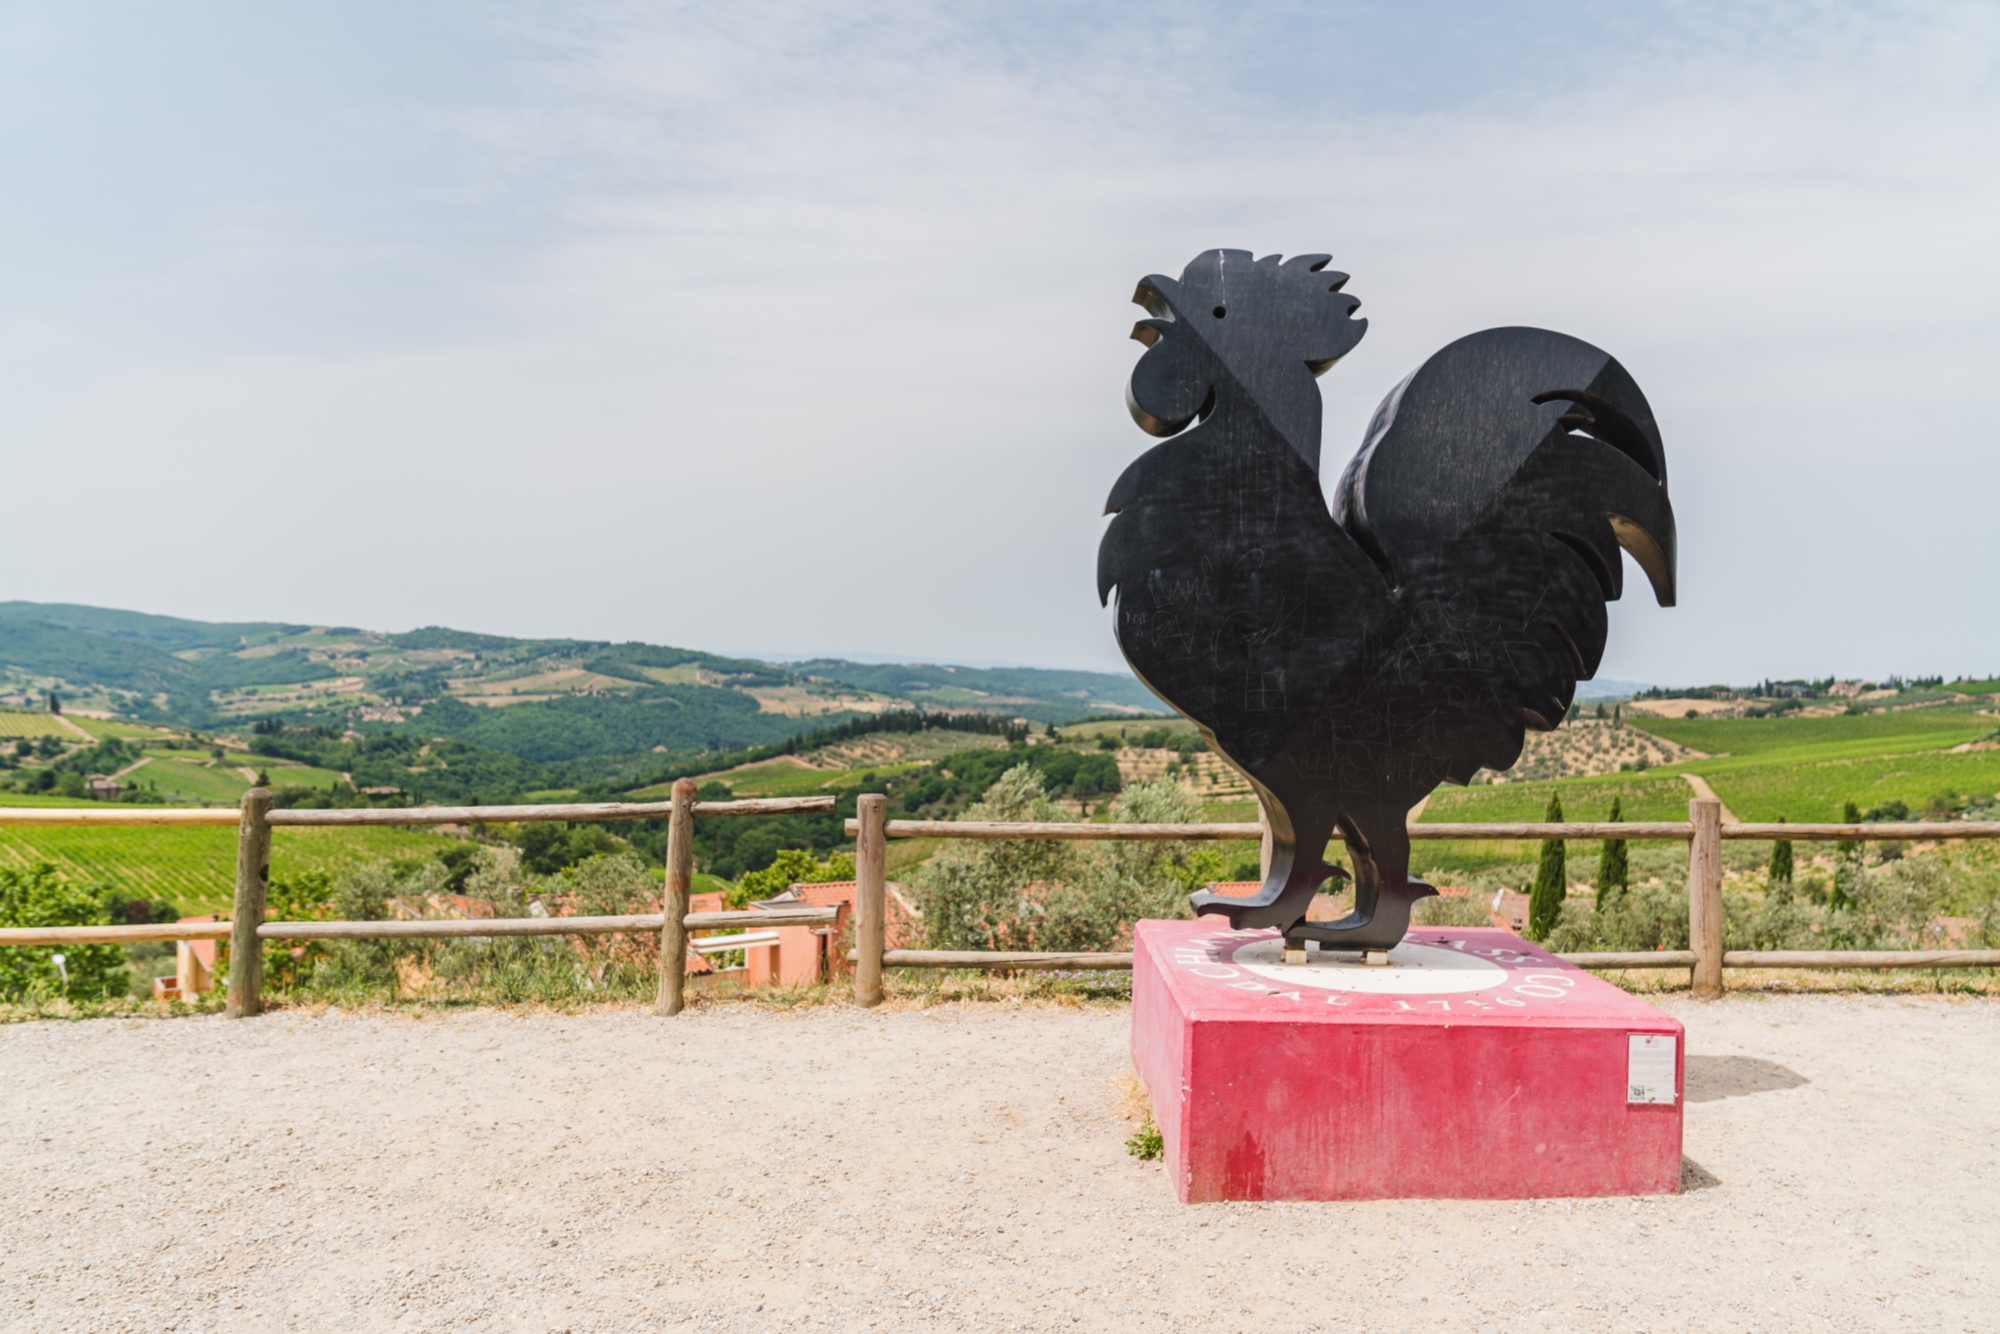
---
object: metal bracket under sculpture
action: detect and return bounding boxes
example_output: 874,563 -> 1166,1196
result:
1098,250 -> 1677,951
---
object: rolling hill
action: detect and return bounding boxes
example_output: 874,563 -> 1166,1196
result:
0,602 -> 1162,776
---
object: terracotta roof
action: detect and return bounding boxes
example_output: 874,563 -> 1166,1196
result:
754,881 -> 920,947
388,893 -> 498,921
1200,880 -> 1262,899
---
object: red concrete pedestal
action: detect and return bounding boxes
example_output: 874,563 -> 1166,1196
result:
1132,922 -> 1683,1202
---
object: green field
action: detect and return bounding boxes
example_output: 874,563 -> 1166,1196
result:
640,758 -> 922,800
125,758 -> 252,805
257,763 -> 347,791
1409,774 -> 1692,877
729,760 -> 919,797
1624,708 -> 2000,821
0,711 -> 76,739
1631,709 -> 1994,761
68,717 -> 176,740
1690,749 -> 2000,822
0,823 -> 465,913
1423,773 -> 1695,824
1951,678 -> 2000,696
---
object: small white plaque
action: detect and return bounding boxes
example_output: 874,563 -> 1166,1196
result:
1627,1034 -> 1678,1105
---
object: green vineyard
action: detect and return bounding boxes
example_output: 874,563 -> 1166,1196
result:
0,710 -> 80,739
0,823 -> 464,914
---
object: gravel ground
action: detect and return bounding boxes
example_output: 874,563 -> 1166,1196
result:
2,993 -> 1996,1333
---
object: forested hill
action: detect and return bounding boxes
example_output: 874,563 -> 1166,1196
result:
0,602 -> 1160,781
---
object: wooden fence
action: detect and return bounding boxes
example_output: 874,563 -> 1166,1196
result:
3,787 -> 1997,1011
835,795 -> 2000,1003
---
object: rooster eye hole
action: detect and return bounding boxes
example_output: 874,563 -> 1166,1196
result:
1212,306 -> 1227,319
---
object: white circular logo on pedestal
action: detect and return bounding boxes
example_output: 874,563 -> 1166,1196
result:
1230,939 -> 1508,995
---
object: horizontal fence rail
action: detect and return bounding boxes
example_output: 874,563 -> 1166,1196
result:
1558,951 -> 1699,970
1721,949 -> 2000,970
0,920 -> 238,946
864,949 -> 1136,970
1721,822 -> 2000,841
845,817 -> 2000,843
7,787 -> 1999,1012
0,906 -> 838,948
0,795 -> 833,829
0,807 -> 244,827
269,796 -> 834,827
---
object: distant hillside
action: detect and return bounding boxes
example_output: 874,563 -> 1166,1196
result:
0,603 -> 1164,773
779,659 -> 1157,717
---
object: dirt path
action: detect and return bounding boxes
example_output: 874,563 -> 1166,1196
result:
1680,772 -> 1741,825
3,996 -> 1996,1332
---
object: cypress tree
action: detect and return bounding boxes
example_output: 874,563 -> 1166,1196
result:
1767,815 -> 1794,903
1596,796 -> 1628,903
1528,791 -> 1567,940
1830,801 -> 1862,910
1835,800 -> 1862,863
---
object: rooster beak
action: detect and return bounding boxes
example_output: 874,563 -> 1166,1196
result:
1609,514 -> 1676,608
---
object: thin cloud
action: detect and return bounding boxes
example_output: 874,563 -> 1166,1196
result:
2,1 -> 1994,682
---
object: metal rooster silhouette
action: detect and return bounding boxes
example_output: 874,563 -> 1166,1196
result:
1098,250 -> 1676,951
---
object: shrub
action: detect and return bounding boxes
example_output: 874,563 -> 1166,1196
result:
730,848 -> 855,909
912,769 -> 1217,953
262,870 -> 337,991
0,863 -> 125,1001
273,849 -> 670,1004
914,766 -> 1081,951
1543,875 -> 1689,954
1037,778 -> 1221,952
1411,892 -> 1496,927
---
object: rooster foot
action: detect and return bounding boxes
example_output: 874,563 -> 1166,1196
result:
1282,878 -> 1439,954
1189,859 -> 1347,929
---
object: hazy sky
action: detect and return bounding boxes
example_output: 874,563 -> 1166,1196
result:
2,2 -> 1995,684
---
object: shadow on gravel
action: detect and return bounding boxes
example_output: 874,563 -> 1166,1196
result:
1685,1054 -> 1809,1103
1680,1157 -> 1723,1191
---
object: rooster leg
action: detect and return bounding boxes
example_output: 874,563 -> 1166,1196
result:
1286,804 -> 1439,952
1187,811 -> 1341,931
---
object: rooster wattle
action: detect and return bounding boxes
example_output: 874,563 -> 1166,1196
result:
1098,249 -> 1676,950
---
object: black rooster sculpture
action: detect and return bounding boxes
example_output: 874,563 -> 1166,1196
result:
1098,250 -> 1676,951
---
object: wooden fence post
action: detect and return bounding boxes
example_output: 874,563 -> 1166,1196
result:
1688,797 -> 1724,998
225,788 -> 273,1018
1258,802 -> 1273,882
855,793 -> 887,1008
655,778 -> 696,1016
